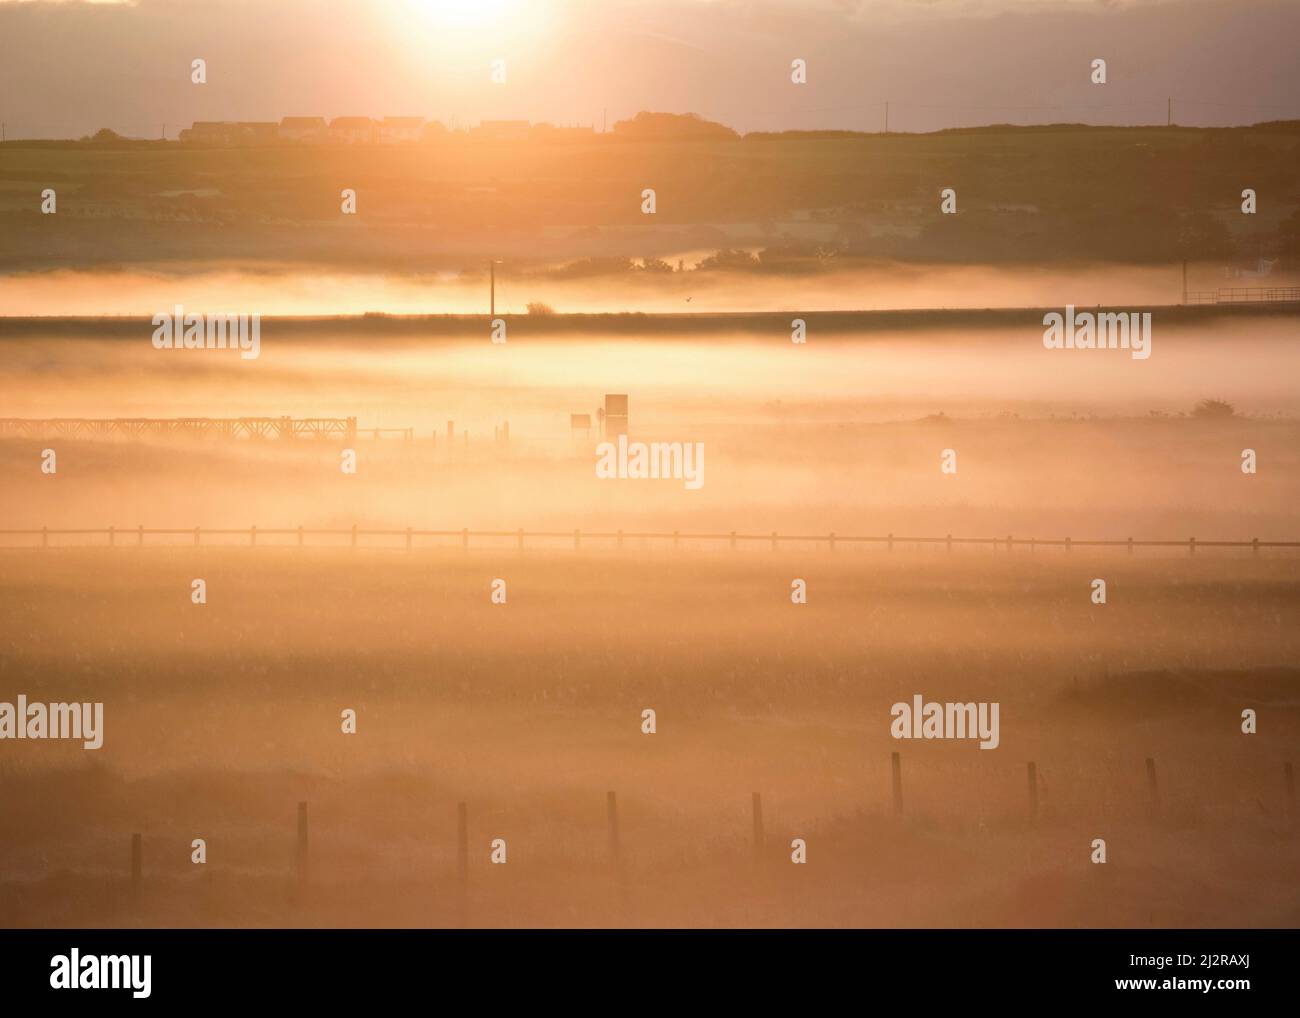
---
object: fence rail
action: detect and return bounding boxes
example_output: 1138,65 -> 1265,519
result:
1185,286 -> 1300,305
0,526 -> 1295,554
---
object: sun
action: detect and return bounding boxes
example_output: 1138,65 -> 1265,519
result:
396,0 -> 553,56
405,0 -> 527,31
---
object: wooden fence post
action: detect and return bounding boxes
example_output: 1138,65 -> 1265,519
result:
1252,537 -> 1259,558
945,534 -> 952,554
887,532 -> 894,553
770,532 -> 777,552
828,531 -> 836,553
1189,536 -> 1196,556
250,525 -> 257,547
730,531 -> 737,551
1007,535 -> 1013,553
1027,761 -> 1039,820
137,524 -> 144,547
405,527 -> 413,551
752,792 -> 764,860
1127,536 -> 1133,556
1065,536 -> 1071,553
1145,757 -> 1160,818
891,751 -> 903,816
108,525 -> 115,547
672,530 -> 679,550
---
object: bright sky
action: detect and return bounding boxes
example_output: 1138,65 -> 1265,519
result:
0,0 -> 1296,138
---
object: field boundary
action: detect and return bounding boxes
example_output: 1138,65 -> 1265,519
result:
0,526 -> 1295,554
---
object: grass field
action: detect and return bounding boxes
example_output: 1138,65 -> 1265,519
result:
1,548 -> 1297,928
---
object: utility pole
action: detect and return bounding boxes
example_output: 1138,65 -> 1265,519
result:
1167,98 -> 1172,127
883,100 -> 889,134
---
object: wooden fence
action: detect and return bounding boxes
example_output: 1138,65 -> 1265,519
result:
1,526 -> 1296,554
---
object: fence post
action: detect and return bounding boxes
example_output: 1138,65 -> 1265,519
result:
295,801 -> 308,881
41,526 -> 48,549
130,833 -> 142,892
828,531 -> 835,553
730,531 -> 737,551
1189,536 -> 1196,557
108,525 -> 115,548
887,532 -> 894,553
405,527 -> 412,551
1145,757 -> 1160,819
945,534 -> 952,555
457,802 -> 468,886
137,524 -> 144,547
1065,536 -> 1071,553
1007,535 -> 1013,553
1127,536 -> 1133,556
891,751 -> 903,816
1252,537 -> 1259,558
1027,761 -> 1039,820
672,530 -> 679,550
752,792 -> 764,860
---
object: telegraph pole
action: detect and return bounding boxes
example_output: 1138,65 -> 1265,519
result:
1167,98 -> 1172,127
883,100 -> 889,134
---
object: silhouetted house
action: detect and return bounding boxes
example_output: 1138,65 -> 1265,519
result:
531,123 -> 595,143
329,117 -> 378,144
237,122 -> 279,145
380,116 -> 425,143
180,121 -> 237,144
279,117 -> 328,143
471,119 -> 531,141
